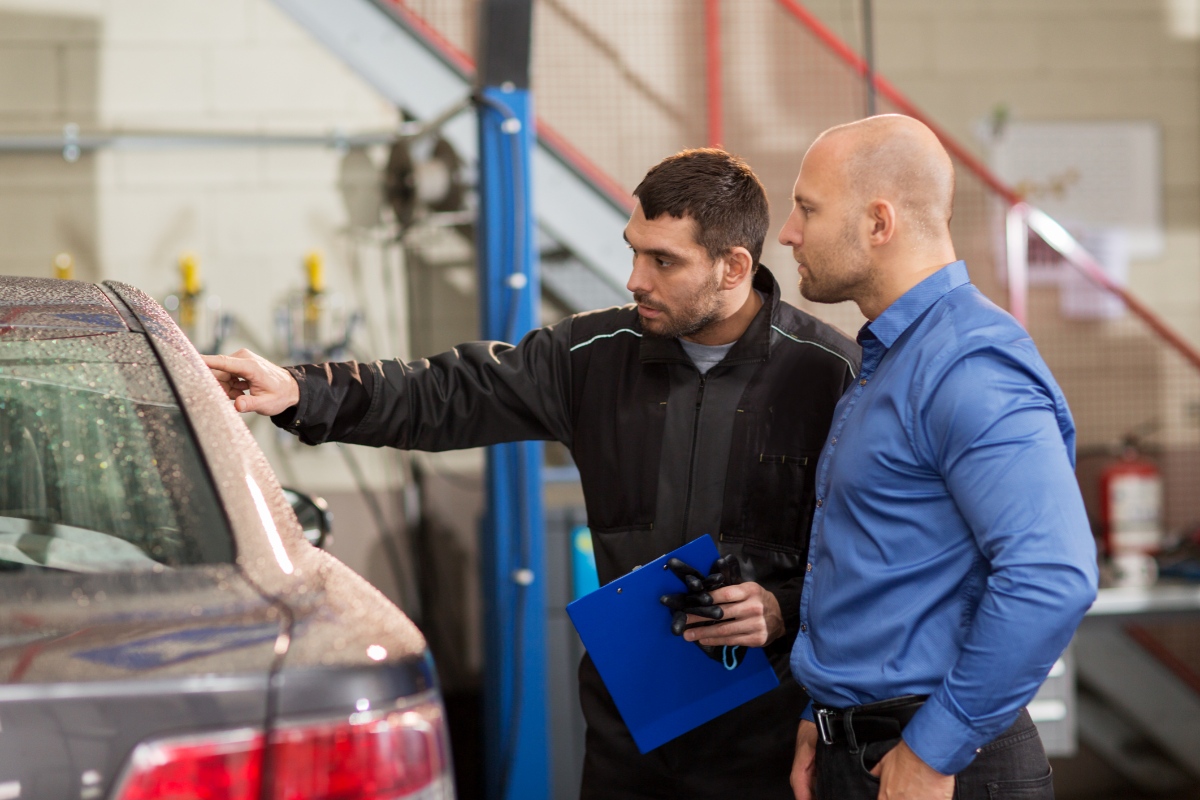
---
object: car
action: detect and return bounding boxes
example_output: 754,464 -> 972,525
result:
0,276 -> 454,799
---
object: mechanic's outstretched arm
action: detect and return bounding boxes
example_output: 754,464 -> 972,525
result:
202,324 -> 575,452
202,349 -> 299,416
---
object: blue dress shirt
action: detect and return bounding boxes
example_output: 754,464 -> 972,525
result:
790,261 -> 1098,774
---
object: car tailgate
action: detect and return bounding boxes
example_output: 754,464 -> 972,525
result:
0,565 -> 283,799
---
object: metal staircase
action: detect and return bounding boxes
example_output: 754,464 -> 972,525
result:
271,0 -> 630,314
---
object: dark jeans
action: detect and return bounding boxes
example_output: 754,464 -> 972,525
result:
815,708 -> 1054,800
578,653 -> 802,799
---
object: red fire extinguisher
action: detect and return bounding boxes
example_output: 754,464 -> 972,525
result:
1099,437 -> 1163,558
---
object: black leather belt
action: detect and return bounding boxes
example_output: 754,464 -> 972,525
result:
813,695 -> 928,747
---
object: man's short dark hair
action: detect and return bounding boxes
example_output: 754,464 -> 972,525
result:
633,148 -> 770,266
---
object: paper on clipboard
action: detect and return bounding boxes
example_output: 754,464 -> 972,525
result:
566,534 -> 779,753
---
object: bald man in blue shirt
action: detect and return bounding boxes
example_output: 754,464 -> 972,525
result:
772,116 -> 1098,800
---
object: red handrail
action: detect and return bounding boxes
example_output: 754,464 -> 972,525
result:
536,125 -> 634,212
1126,623 -> 1200,698
389,0 -> 634,213
706,0 -> 723,148
1023,207 -> 1200,373
774,0 -> 1021,205
390,1 -> 475,75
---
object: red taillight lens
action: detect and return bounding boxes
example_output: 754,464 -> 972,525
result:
271,705 -> 449,799
115,730 -> 264,800
113,700 -> 452,800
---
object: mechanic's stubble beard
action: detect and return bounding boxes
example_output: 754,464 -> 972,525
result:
635,267 -> 725,340
797,212 -> 872,306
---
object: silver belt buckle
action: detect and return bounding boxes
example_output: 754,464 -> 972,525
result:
815,707 -> 834,745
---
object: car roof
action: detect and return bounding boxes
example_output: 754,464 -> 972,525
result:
0,276 -> 131,334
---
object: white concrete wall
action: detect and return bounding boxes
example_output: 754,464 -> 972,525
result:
0,0 -> 450,607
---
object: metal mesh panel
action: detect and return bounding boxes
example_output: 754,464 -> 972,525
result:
533,0 -> 707,192
399,0 -> 707,191
397,0 -> 1200,546
398,0 -> 479,60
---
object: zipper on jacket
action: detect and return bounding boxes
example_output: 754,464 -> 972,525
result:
680,370 -> 706,543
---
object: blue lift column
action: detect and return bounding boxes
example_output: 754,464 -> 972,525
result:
475,1 -> 549,799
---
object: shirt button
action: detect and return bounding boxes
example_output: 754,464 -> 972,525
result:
831,437 -> 838,445
815,498 -> 823,508
800,623 -> 808,632
859,379 -> 868,386
806,563 -> 813,572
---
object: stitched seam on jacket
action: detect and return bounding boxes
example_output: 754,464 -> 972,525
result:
770,325 -> 858,378
569,328 -> 642,351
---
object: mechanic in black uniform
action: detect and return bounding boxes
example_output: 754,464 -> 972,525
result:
203,148 -> 859,799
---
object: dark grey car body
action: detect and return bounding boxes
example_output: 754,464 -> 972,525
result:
0,277 -> 441,798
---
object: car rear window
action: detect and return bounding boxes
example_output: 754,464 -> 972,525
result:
0,331 -> 234,572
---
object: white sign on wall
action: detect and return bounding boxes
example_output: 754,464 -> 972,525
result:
1059,227 -> 1129,321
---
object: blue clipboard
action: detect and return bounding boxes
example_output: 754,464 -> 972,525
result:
566,534 -> 779,753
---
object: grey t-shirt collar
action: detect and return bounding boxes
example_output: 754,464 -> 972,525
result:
676,289 -> 764,375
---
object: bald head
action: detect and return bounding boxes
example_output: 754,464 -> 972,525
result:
815,115 -> 955,244
779,114 -> 960,318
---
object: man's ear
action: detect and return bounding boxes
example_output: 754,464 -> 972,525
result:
868,199 -> 896,247
720,246 -> 755,289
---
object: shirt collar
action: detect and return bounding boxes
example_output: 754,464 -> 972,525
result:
861,261 -> 969,349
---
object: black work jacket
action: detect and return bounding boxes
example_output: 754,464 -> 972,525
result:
275,267 -> 859,666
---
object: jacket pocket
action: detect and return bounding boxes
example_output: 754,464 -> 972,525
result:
588,525 -> 669,586
723,450 -> 818,554
757,454 -> 809,466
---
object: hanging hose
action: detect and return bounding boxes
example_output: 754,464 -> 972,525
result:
336,442 -> 419,618
472,89 -> 533,800
472,91 -> 529,344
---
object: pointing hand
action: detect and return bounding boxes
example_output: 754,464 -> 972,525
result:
201,349 -> 301,416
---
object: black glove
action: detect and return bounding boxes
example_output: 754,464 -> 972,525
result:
660,557 -> 723,634
659,554 -> 748,669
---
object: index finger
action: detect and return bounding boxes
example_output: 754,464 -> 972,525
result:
201,353 -> 251,379
708,585 -> 749,604
201,353 -> 230,371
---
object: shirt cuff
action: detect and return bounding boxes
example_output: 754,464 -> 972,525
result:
800,699 -> 814,723
901,694 -> 995,775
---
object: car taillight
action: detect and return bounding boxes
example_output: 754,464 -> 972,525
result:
114,729 -> 264,800
113,699 -> 452,800
270,703 -> 449,799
